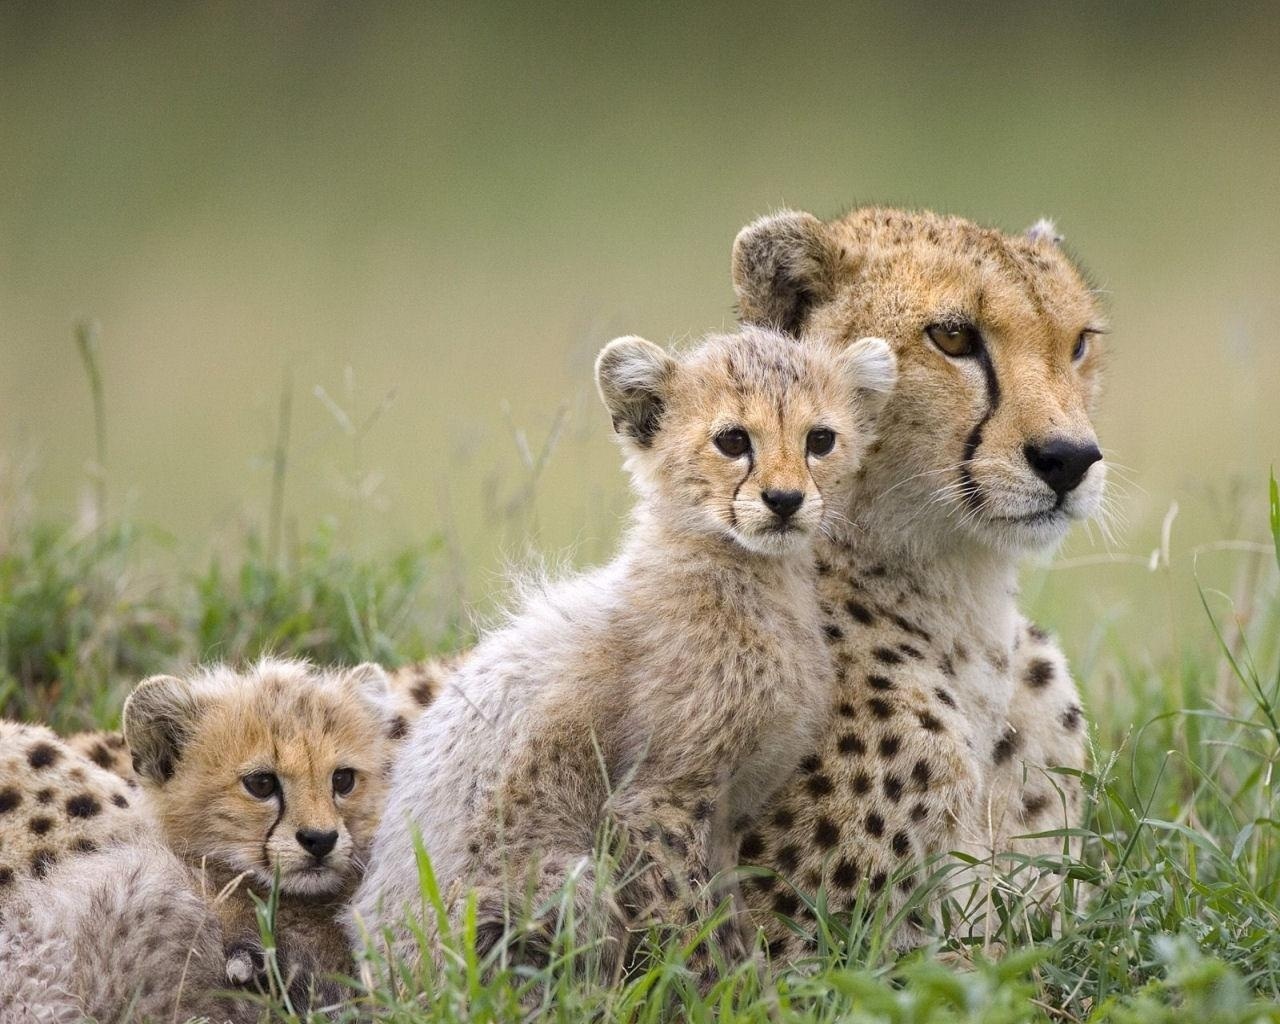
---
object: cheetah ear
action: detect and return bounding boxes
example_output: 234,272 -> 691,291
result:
1025,218 -> 1063,245
732,210 -> 842,336
343,662 -> 393,717
836,336 -> 897,420
595,335 -> 676,449
123,675 -> 203,785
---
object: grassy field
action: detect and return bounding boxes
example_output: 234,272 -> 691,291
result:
2,343 -> 1277,1022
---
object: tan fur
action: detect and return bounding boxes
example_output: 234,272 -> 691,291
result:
0,721 -> 149,908
351,326 -> 896,984
724,207 -> 1102,957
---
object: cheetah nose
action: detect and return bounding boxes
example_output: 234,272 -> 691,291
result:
1023,438 -> 1102,498
761,489 -> 804,521
296,828 -> 338,860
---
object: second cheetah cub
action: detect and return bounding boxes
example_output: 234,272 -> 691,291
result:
351,326 -> 896,978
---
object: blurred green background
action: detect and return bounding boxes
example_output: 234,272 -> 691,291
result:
2,1 -> 1277,661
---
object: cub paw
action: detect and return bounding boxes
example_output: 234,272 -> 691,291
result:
224,940 -> 267,987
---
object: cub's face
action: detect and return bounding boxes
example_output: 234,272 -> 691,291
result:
596,326 -> 896,556
124,660 -> 395,896
734,208 -> 1107,555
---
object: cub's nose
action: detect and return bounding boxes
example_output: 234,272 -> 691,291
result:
761,489 -> 804,521
296,828 -> 338,860
1023,438 -> 1103,497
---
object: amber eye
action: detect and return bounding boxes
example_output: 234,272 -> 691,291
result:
713,428 -> 751,458
332,768 -> 356,796
806,428 -> 835,456
925,323 -> 981,358
1072,332 -> 1090,362
242,771 -> 279,800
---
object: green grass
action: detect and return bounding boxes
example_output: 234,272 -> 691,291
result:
2,344 -> 1278,1021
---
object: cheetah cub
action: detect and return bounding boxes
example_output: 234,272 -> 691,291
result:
351,325 -> 896,978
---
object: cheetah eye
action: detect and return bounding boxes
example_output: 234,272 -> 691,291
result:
332,768 -> 356,796
242,771 -> 279,800
1072,332 -> 1091,362
806,428 -> 835,456
925,323 -> 981,359
713,428 -> 751,458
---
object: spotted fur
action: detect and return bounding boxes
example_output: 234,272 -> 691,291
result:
0,721 -> 148,908
729,206 -> 1101,957
349,326 -> 897,984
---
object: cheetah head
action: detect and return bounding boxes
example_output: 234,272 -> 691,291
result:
123,658 -> 397,897
733,207 -> 1108,557
595,325 -> 896,556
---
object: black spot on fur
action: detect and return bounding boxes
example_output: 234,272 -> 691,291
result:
772,807 -> 794,829
824,623 -> 844,641
111,793 -> 129,809
28,815 -> 54,835
872,647 -> 903,666
837,733 -> 865,756
776,845 -> 800,873
388,715 -> 409,740
799,754 -> 822,774
30,849 -> 56,878
896,643 -> 923,660
0,866 -> 13,888
883,775 -> 904,802
71,838 -> 97,854
993,727 -> 1020,765
911,759 -> 931,788
27,743 -> 60,770
892,831 -> 911,857
89,743 -> 115,769
0,787 -> 20,814
806,773 -> 833,798
939,654 -> 956,677
866,812 -> 884,838
911,802 -> 928,822
879,736 -> 901,759
852,771 -> 872,795
739,832 -> 764,860
1026,658 -> 1055,688
66,793 -> 102,819
832,858 -> 859,889
867,674 -> 894,691
410,682 -> 435,706
1022,793 -> 1050,819
35,788 -> 53,805
846,600 -> 874,625
1028,623 -> 1050,642
772,890 -> 800,917
813,817 -> 840,849
837,701 -> 856,718
871,871 -> 887,892
693,798 -> 713,821
917,711 -> 943,733
868,698 -> 893,719
1062,704 -> 1084,731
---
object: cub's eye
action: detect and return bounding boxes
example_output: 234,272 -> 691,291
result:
332,768 -> 356,796
713,428 -> 751,458
925,323 -> 981,358
242,771 -> 279,800
806,428 -> 835,456
1072,332 -> 1091,362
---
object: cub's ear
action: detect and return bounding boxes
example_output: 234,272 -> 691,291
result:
595,336 -> 677,448
343,661 -> 393,716
123,674 -> 203,784
836,336 -> 897,420
732,210 -> 841,335
1025,218 -> 1063,245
